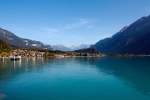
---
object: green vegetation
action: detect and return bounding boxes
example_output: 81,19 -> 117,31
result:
0,40 -> 11,57
0,40 -> 10,51
44,50 -> 66,57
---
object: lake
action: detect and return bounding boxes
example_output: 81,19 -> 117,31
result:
0,57 -> 150,100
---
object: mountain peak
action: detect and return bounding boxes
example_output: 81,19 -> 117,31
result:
94,15 -> 150,55
0,28 -> 52,50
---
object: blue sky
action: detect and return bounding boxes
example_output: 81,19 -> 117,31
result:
0,0 -> 150,47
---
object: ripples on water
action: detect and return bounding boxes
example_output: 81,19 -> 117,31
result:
0,57 -> 150,100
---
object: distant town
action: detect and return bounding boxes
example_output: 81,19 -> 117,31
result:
0,48 -> 102,60
0,39 -> 102,59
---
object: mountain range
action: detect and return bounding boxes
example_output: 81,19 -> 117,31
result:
51,45 -> 72,51
1,15 -> 150,54
0,28 -> 52,50
93,15 -> 150,55
0,27 -> 90,51
51,44 -> 90,51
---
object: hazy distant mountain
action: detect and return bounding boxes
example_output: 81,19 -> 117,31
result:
0,27 -> 90,51
51,44 -> 91,51
75,48 -> 99,53
71,44 -> 90,50
93,15 -> 150,55
0,28 -> 52,50
51,45 -> 72,51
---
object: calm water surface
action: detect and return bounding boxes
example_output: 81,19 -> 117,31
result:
0,57 -> 150,100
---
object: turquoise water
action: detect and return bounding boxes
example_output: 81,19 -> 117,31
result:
0,57 -> 150,100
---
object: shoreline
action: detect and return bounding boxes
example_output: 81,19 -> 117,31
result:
1,54 -> 150,60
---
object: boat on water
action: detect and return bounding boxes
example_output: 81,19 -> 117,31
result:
10,55 -> 21,61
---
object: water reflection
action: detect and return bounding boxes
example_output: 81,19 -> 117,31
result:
76,57 -> 150,95
0,57 -> 150,97
0,58 -> 50,83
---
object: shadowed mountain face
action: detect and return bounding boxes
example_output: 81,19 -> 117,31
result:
94,15 -> 150,55
0,28 -> 52,49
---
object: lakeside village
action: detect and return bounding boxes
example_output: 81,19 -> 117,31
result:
0,48 -> 102,60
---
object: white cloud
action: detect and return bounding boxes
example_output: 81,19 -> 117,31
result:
64,18 -> 90,30
41,18 -> 94,34
42,27 -> 59,34
144,6 -> 150,14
